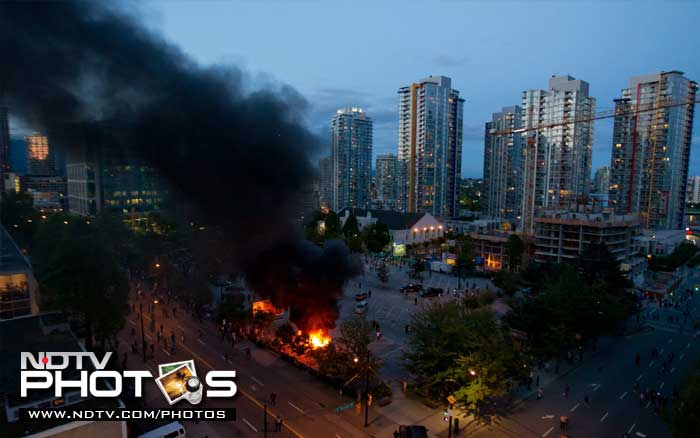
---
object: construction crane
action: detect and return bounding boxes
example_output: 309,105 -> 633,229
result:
488,84 -> 698,231
488,97 -> 700,137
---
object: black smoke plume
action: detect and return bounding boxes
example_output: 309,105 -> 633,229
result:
0,1 -> 360,327
245,240 -> 362,331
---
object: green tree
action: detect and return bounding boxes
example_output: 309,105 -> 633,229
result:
507,264 -> 626,358
376,262 -> 389,285
315,315 -> 379,382
346,235 -> 364,253
0,191 -> 38,247
323,211 -> 342,238
32,215 -> 129,349
494,270 -> 519,296
505,234 -> 525,271
342,214 -> 360,239
410,258 -> 425,278
577,242 -> 630,294
648,243 -> 699,271
304,210 -> 325,244
338,315 -> 374,360
669,360 -> 700,437
364,221 -> 391,253
405,303 -> 526,411
455,237 -> 475,288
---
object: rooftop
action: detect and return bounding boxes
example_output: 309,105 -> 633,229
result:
0,225 -> 31,273
338,208 -> 429,230
535,211 -> 639,228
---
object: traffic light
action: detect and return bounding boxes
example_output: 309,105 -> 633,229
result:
367,394 -> 373,406
443,409 -> 449,422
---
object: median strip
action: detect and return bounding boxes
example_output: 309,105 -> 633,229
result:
242,417 -> 258,432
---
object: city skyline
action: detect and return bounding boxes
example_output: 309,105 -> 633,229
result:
6,2 -> 700,180
141,0 -> 700,178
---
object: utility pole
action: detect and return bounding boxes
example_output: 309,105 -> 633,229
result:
139,302 -> 146,363
364,350 -> 370,427
447,407 -> 453,438
263,403 -> 268,437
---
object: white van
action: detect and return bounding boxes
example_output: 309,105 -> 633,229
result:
138,422 -> 186,438
354,300 -> 368,314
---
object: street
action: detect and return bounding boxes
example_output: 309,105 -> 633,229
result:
472,273 -> 700,438
119,265 -> 699,438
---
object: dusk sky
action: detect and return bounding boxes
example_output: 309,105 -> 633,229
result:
13,0 -> 700,178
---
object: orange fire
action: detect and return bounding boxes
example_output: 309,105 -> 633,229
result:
308,329 -> 331,349
252,299 -> 284,316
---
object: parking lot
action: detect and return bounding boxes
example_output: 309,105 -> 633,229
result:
334,259 -> 496,380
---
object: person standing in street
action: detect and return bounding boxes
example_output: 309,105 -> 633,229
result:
274,415 -> 282,431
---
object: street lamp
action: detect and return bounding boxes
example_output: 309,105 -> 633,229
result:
347,352 -> 372,427
139,302 -> 147,363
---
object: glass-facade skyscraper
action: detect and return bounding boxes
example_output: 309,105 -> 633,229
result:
0,107 -> 10,191
397,75 -> 464,217
375,154 -> 399,210
330,107 -> 372,211
483,106 -> 522,219
609,71 -> 697,229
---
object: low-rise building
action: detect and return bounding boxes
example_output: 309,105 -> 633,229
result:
534,211 -> 639,263
0,225 -> 39,321
337,208 -> 444,248
25,175 -> 66,210
639,270 -> 682,299
634,229 -> 688,256
445,218 -> 511,235
469,231 -> 513,271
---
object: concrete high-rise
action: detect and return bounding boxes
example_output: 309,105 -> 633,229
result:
0,107 -> 10,191
397,75 -> 464,217
375,154 -> 399,210
609,71 -> 696,229
520,75 -> 596,233
483,106 -> 522,219
318,155 -> 333,209
330,108 -> 372,211
687,176 -> 700,204
593,166 -> 611,194
25,133 -> 54,175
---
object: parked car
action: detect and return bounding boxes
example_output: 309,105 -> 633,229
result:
354,301 -> 369,314
355,292 -> 369,301
400,283 -> 423,294
398,425 -> 427,438
420,287 -> 442,298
